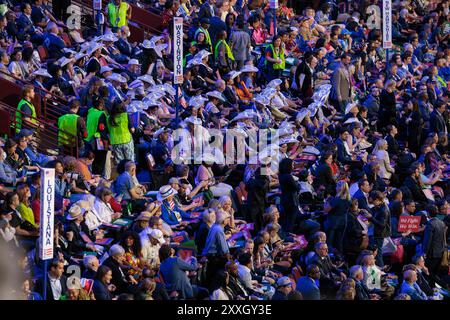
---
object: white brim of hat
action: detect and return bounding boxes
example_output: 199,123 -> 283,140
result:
157,189 -> 178,201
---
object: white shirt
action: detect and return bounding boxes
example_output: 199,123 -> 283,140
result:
48,273 -> 63,300
140,232 -> 161,267
237,264 -> 254,290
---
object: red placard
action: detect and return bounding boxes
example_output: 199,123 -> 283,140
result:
397,216 -> 421,233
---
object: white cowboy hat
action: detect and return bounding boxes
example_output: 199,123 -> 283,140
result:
254,94 -> 270,106
195,49 -> 212,60
146,93 -> 165,102
279,137 -> 298,145
100,33 -> 118,42
74,52 -> 88,61
206,90 -> 225,101
303,146 -> 321,155
189,95 -> 208,107
127,58 -> 140,66
32,68 -> 52,78
267,78 -> 283,88
129,80 -> 144,90
127,100 -> 145,113
185,116 -> 202,125
100,65 -> 114,74
307,102 -> 320,117
162,83 -> 175,96
191,99 -> 205,110
142,99 -> 159,110
87,42 -> 104,55
296,108 -> 311,123
107,73 -> 127,83
62,48 -> 77,55
227,70 -> 241,80
186,57 -> 203,68
262,87 -> 277,99
141,39 -> 155,49
343,117 -> 361,125
240,65 -> 259,73
150,35 -> 164,44
231,111 -> 254,122
58,57 -> 75,67
345,102 -> 359,114
138,75 -> 155,86
157,185 -> 178,201
66,205 -> 85,221
153,127 -> 171,138
155,44 -> 168,58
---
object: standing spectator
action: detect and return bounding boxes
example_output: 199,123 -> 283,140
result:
230,16 -> 250,70
368,191 -> 391,268
422,205 -> 447,287
324,181 -> 351,254
330,53 -> 352,112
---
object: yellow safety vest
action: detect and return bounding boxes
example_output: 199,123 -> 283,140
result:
108,2 -> 128,28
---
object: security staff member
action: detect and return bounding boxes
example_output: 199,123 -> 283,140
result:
58,99 -> 88,153
105,0 -> 132,31
15,85 -> 38,133
85,96 -> 109,176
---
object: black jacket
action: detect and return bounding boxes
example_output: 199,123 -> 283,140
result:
354,279 -> 371,300
65,221 -> 96,255
385,134 -> 400,157
92,279 -> 113,300
344,212 -> 366,250
430,110 -> 446,135
102,257 -> 131,294
336,137 -> 352,164
370,204 -> 391,238
403,176 -> 428,207
313,163 -> 336,197
422,218 -> 447,259
34,274 -> 68,301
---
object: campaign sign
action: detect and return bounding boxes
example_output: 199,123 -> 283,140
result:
397,216 -> 421,233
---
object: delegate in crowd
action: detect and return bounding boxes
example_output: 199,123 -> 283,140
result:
0,0 -> 449,301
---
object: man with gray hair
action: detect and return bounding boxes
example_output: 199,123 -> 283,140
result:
350,265 -> 380,300
82,255 -> 100,280
202,210 -> 232,285
43,21 -> 66,59
399,269 -> 428,300
103,244 -> 138,294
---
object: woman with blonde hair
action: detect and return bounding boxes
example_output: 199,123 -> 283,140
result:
218,195 -> 246,230
371,138 -> 395,182
324,181 -> 351,253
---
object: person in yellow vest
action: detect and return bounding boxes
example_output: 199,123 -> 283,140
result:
108,99 -> 135,164
58,99 -> 88,154
214,30 -> 235,75
105,0 -> 132,32
15,85 -> 38,134
85,96 -> 110,176
264,34 -> 286,81
194,18 -> 212,52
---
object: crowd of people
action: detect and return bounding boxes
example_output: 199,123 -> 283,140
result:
0,0 -> 449,301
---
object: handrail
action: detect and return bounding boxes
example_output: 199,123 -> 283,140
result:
0,102 -> 78,158
69,0 -> 163,35
0,70 -> 69,124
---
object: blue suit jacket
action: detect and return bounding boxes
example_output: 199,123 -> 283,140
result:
399,281 -> 427,300
296,276 -> 320,300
